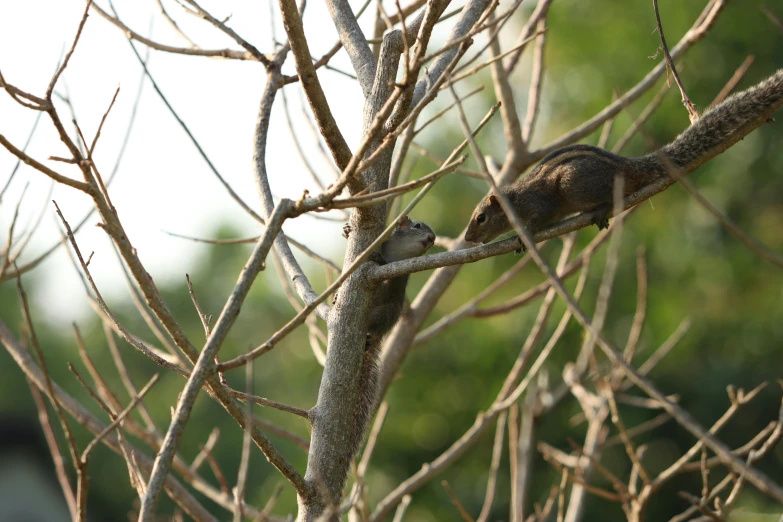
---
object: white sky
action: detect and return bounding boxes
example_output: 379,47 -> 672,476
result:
1,0 -> 470,322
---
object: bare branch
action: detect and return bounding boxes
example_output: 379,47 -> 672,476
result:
280,87 -> 328,191
91,2 -> 257,60
27,380 -> 77,520
666,158 -> 783,268
55,203 -> 189,376
442,480 -> 475,522
611,80 -> 670,154
410,0 -> 492,109
278,0 -> 353,170
488,12 -> 523,152
163,229 -> 341,273
521,19 -> 547,145
763,5 -> 783,32
186,274 -> 212,339
228,389 -> 309,419
191,428 -> 220,474
652,0 -> 699,123
233,363 -> 254,522
0,134 -> 91,192
329,154 -> 467,208
82,374 -> 160,461
709,55 -> 755,108
139,200 -> 308,519
325,0 -> 376,95
182,0 -> 271,65
499,0 -> 554,74
17,273 -> 87,521
252,58 -> 331,320
119,30 -> 267,224
476,411 -> 507,522
0,111 -> 43,201
0,320 -> 242,522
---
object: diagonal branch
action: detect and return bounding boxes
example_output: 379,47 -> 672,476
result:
325,0 -> 377,95
182,0 -> 271,66
0,134 -> 90,192
139,200 -> 308,520
410,0 -> 490,109
652,0 -> 699,123
278,0 -> 353,171
488,12 -> 524,152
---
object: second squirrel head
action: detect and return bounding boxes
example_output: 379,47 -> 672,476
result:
380,216 -> 436,262
465,194 -> 511,244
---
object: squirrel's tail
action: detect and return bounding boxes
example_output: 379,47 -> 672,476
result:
348,339 -> 381,466
658,69 -> 783,170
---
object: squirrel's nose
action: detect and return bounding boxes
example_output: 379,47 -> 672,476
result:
427,234 -> 435,243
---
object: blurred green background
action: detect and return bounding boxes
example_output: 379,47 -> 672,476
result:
1,0 -> 782,520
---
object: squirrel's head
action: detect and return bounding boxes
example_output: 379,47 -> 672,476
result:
381,216 -> 436,262
465,194 -> 511,244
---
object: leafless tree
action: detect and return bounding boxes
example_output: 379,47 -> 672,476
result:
1,0 -> 782,521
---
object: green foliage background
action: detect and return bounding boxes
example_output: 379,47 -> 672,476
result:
1,0 -> 782,520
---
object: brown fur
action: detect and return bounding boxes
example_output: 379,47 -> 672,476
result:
465,69 -> 783,243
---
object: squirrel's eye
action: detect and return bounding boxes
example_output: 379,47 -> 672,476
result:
413,223 -> 421,229
477,213 -> 486,224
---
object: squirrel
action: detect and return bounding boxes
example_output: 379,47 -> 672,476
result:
465,69 -> 783,244
345,216 -> 435,465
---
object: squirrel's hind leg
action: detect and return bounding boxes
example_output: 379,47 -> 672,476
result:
589,203 -> 612,230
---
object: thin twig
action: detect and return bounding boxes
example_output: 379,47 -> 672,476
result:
91,2 -> 256,60
763,5 -> 783,32
227,389 -> 309,419
55,202 -> 189,376
27,379 -> 77,519
191,428 -> 221,473
652,0 -> 698,122
665,158 -> 783,268
442,480 -> 475,522
233,363 -> 254,522
521,19 -> 547,145
477,411 -> 507,522
186,274 -> 212,338
709,55 -> 755,108
182,0 -> 271,65
0,112 -> 43,201
162,230 -> 341,273
117,25 -> 267,224
17,272 -> 86,521
81,374 -> 160,460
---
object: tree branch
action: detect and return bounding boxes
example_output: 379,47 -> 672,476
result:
139,201 -> 308,520
91,1 -> 257,60
252,52 -> 331,320
325,0 -> 377,96
278,0 -> 354,171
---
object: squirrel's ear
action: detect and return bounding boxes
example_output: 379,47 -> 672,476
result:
399,216 -> 411,228
488,194 -> 499,206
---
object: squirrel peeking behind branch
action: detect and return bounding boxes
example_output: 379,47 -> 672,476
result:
345,216 -> 435,465
465,69 -> 783,244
